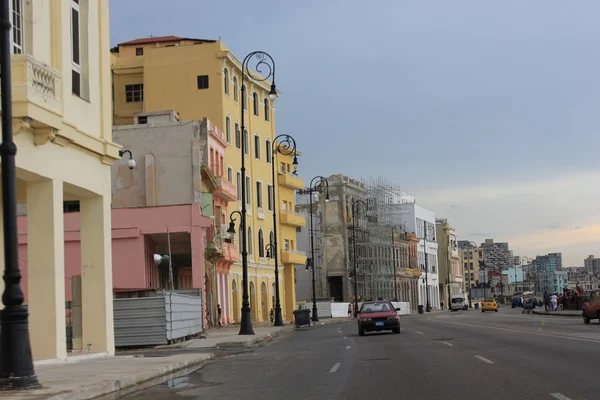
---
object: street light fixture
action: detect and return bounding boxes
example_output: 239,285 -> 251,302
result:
119,149 -> 136,170
308,176 -> 329,322
0,2 -> 40,388
422,222 -> 435,312
351,199 -> 368,318
269,134 -> 298,327
237,50 -> 278,335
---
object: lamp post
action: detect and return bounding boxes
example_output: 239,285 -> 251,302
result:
0,1 -> 40,389
422,221 -> 435,312
237,51 -> 279,335
351,199 -> 368,318
268,134 -> 297,327
308,176 -> 329,322
447,233 -> 457,311
465,240 -> 477,309
392,228 -> 398,301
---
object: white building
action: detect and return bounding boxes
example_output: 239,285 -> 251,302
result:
391,202 -> 440,310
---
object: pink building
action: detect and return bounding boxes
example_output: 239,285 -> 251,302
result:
17,205 -> 212,304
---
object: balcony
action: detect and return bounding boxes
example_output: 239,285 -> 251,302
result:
5,54 -> 63,131
277,172 -> 304,190
281,249 -> 307,265
220,225 -> 239,263
279,210 -> 306,227
210,164 -> 237,202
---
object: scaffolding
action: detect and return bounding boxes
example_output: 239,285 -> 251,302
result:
348,177 -> 407,301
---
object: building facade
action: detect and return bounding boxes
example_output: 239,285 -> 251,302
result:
111,36 -> 305,321
436,219 -> 463,308
458,241 -> 481,294
2,0 -> 118,361
480,239 -> 511,272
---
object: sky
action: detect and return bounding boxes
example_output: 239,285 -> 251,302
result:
110,0 -> 600,267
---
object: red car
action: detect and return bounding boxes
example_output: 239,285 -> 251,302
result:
357,301 -> 401,336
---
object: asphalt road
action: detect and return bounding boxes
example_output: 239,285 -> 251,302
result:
118,307 -> 599,400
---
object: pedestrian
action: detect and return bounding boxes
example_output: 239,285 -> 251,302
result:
270,308 -> 274,323
217,304 -> 222,328
348,304 -> 352,316
206,310 -> 212,328
543,291 -> 550,311
550,294 -> 558,311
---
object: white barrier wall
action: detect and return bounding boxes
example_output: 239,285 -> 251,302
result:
327,302 -> 412,318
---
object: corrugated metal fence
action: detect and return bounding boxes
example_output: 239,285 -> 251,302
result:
114,291 -> 202,347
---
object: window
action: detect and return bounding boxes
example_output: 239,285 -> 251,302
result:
266,140 -> 272,163
126,84 -> 144,103
197,75 -> 209,89
235,123 -> 241,149
71,0 -> 81,95
269,231 -> 274,247
267,185 -> 274,211
264,99 -> 270,122
225,117 -> 231,143
136,47 -> 143,56
236,172 -> 242,200
284,239 -> 290,251
280,162 -> 286,174
253,92 -> 259,116
248,227 -> 253,255
243,129 -> 249,156
224,68 -> 229,95
227,167 -> 233,183
137,116 -> 147,124
233,77 -> 238,102
256,181 -> 263,208
254,135 -> 261,159
258,230 -> 265,258
9,0 -> 24,54
245,177 -> 251,205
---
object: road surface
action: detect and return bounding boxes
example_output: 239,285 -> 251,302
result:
117,307 -> 598,399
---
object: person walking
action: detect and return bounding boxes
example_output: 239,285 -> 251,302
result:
543,291 -> 550,311
550,294 -> 558,311
217,304 -> 222,328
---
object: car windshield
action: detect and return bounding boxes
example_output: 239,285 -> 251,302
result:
452,298 -> 463,303
360,302 -> 393,313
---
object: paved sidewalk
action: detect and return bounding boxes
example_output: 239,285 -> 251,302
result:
2,353 -> 213,400
533,308 -> 582,317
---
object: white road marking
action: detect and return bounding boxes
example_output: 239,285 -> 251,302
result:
550,393 -> 572,400
429,317 -> 600,344
345,345 -> 351,350
441,341 -> 453,347
329,362 -> 341,373
474,355 -> 494,364
415,331 -> 424,334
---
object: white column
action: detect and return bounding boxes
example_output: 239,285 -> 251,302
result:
81,195 -> 114,355
224,273 -> 230,323
27,179 -> 66,360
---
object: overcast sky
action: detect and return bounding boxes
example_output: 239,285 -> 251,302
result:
110,0 -> 600,267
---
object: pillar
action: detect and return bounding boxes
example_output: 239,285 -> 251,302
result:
27,179 -> 66,360
225,271 -> 231,323
283,264 -> 295,321
80,195 -> 114,355
190,226 -> 206,327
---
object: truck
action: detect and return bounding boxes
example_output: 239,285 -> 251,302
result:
450,293 -> 469,311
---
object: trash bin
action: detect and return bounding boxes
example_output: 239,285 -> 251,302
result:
293,309 -> 311,327
418,305 -> 424,314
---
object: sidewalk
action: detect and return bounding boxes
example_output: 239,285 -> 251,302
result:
2,353 -> 213,400
532,308 -> 582,317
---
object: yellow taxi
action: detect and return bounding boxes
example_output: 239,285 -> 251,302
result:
481,298 -> 499,312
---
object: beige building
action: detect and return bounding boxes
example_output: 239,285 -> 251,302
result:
459,241 -> 482,295
436,219 -> 464,308
3,0 -> 119,360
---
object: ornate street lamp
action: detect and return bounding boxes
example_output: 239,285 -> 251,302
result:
0,2 -> 40,389
307,176 -> 329,322
351,199 -> 368,318
237,51 -> 278,335
422,222 -> 435,312
268,134 -> 298,327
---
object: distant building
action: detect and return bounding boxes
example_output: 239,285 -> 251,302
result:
584,255 -> 600,275
480,239 -> 511,271
458,241 -> 482,293
537,270 -> 568,294
436,219 -> 464,309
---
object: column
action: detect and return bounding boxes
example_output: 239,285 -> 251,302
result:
27,179 -> 66,360
190,226 -> 206,327
283,264 -> 295,321
225,272 -> 231,323
80,195 -> 114,355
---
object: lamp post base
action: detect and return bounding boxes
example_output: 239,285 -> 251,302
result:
238,306 -> 255,335
273,306 -> 284,327
426,303 -> 432,312
311,305 -> 319,322
0,307 -> 41,390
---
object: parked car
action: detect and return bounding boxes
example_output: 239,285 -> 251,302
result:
511,297 -> 523,308
582,290 -> 600,324
357,301 -> 401,336
481,298 -> 499,312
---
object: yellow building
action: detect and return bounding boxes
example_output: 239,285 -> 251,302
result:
1,0 -> 119,360
111,36 -> 306,321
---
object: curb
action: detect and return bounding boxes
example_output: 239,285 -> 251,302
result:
532,310 -> 582,318
43,353 -> 214,400
217,325 -> 295,348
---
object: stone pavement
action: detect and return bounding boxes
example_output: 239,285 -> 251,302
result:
532,308 -> 582,317
1,353 -> 213,400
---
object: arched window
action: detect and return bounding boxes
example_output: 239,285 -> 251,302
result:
248,227 -> 253,255
258,230 -> 265,257
270,231 -> 274,247
235,123 -> 241,149
238,229 -> 243,254
264,99 -> 270,122
224,68 -> 229,95
253,92 -> 259,116
233,77 -> 238,102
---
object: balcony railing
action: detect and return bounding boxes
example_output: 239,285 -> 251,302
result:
279,209 -> 306,227
284,249 -> 306,256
